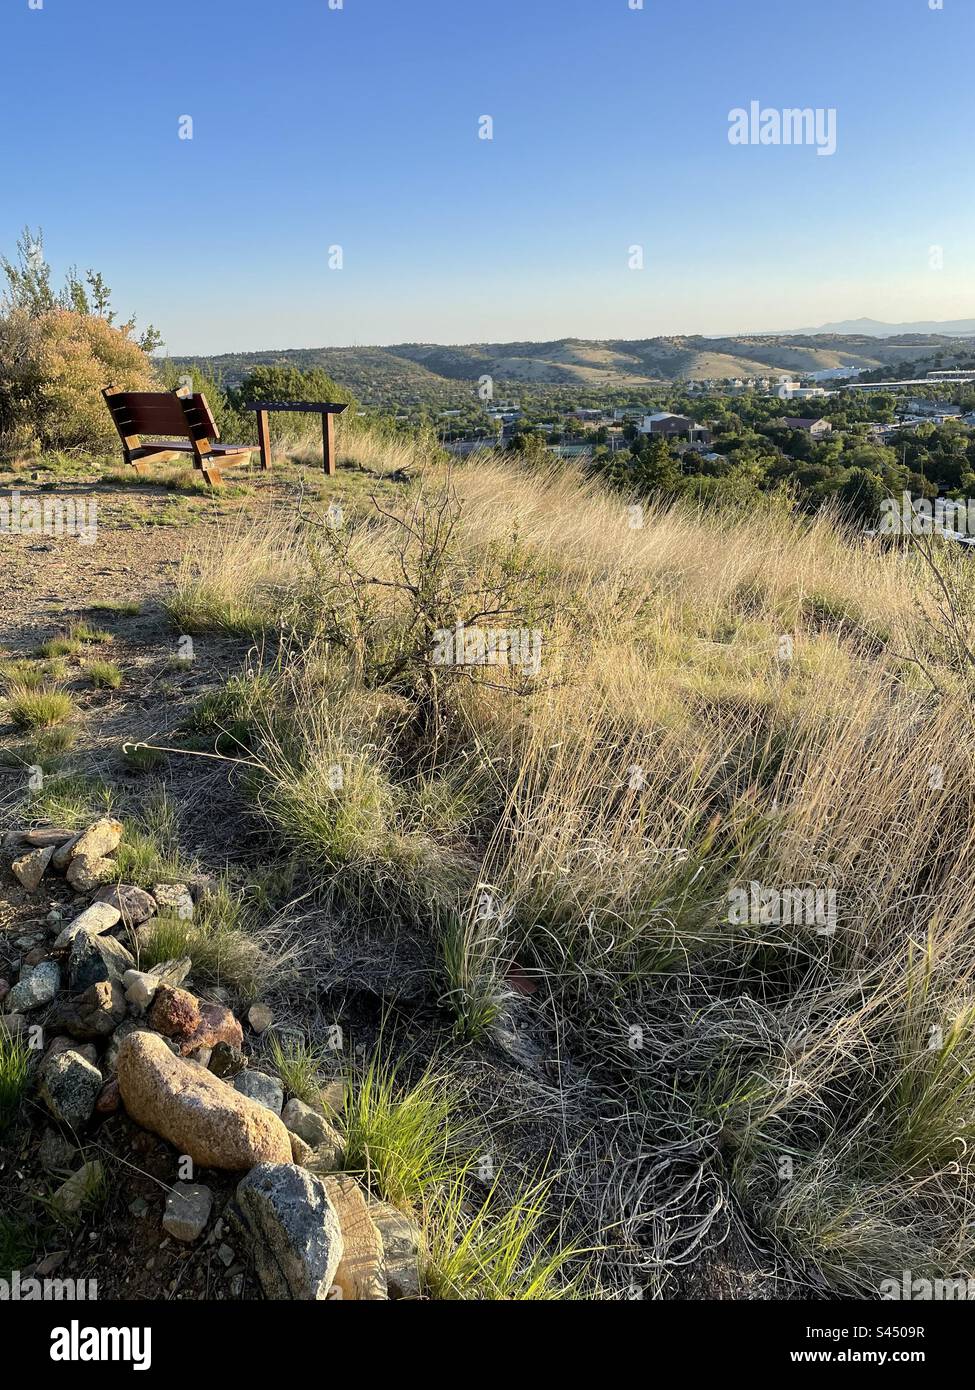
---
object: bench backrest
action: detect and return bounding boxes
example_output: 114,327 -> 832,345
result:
102,388 -> 220,445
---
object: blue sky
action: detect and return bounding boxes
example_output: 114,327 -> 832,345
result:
1,0 -> 971,353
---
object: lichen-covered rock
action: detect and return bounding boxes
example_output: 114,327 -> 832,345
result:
7,959 -> 60,1012
68,930 -> 134,992
152,883 -> 194,919
116,1031 -> 293,1170
39,1049 -> 103,1129
234,1070 -> 284,1116
149,985 -> 201,1038
236,1163 -> 344,1300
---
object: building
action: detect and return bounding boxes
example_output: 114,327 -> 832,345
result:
905,399 -> 962,419
781,416 -> 833,438
639,412 -> 712,444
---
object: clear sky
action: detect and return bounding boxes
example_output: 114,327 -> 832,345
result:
1,0 -> 972,353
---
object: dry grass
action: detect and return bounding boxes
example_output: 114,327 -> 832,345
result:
169,431 -> 975,1295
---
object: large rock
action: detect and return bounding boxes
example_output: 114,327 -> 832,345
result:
68,931 -> 134,992
281,1099 -> 344,1168
236,1163 -> 344,1300
7,959 -> 60,1012
66,854 -> 116,893
149,986 -> 242,1056
95,883 -> 156,928
52,901 -> 121,950
116,1032 -> 293,1170
39,1050 -> 103,1129
70,817 -> 123,862
54,980 -> 127,1040
11,845 -> 56,891
323,1175 -> 387,1300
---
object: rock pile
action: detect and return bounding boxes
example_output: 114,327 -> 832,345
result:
2,818 -> 422,1301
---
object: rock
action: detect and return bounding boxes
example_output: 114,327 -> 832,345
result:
39,1035 -> 97,1075
52,1160 -> 104,1217
234,1070 -> 284,1115
319,1080 -> 347,1122
247,1003 -> 273,1034
149,985 -> 201,1037
370,1201 -> 422,1300
21,828 -> 75,848
324,1175 -> 387,1300
52,901 -> 122,950
217,1242 -> 235,1268
182,1002 -> 243,1057
38,1128 -> 77,1174
66,854 -> 116,893
38,1050 -> 103,1129
0,979 -> 8,1005
7,959 -> 60,1012
152,883 -> 194,919
68,931 -> 134,992
116,1031 -> 293,1169
189,1046 -> 212,1068
0,1014 -> 27,1040
162,1182 -> 212,1242
54,980 -> 127,1040
281,1099 -> 344,1168
95,1078 -> 120,1114
122,969 -> 159,1010
11,845 -> 56,891
94,883 -> 156,928
236,1163 -> 344,1300
209,1042 -> 246,1079
21,946 -> 48,968
70,817 -> 123,862
289,1133 -> 314,1166
50,832 -> 82,872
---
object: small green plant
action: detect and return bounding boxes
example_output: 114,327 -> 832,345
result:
113,790 -> 187,883
121,742 -> 166,772
343,1055 -> 466,1207
0,660 -> 44,690
423,1169 -> 587,1301
0,1034 -> 32,1133
33,636 -> 80,658
87,659 -> 122,690
89,600 -> 141,616
24,772 -> 107,827
268,1034 -> 336,1106
6,683 -> 75,729
439,901 -> 509,1042
69,622 -> 113,645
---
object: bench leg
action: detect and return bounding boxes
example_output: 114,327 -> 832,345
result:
323,413 -> 336,477
256,410 -> 271,470
202,465 -> 223,487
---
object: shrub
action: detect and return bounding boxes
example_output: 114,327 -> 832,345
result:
0,307 -> 155,455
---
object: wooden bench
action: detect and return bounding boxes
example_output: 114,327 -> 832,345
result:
102,386 -> 258,487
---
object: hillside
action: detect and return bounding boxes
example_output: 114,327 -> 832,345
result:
167,332 -> 974,404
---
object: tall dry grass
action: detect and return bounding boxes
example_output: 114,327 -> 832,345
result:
171,432 -> 975,1294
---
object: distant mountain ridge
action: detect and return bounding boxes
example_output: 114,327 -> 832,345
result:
168,329 -> 975,399
776,316 -> 975,338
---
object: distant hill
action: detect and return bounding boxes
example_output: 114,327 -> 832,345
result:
779,316 -> 975,338
166,331 -> 975,403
